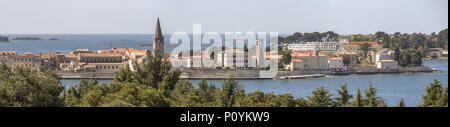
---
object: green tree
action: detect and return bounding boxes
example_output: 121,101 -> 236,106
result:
394,47 -> 400,61
419,79 -> 444,107
273,94 -> 295,107
438,28 -> 448,49
307,86 -> 333,107
134,52 -> 180,89
377,97 -> 387,107
280,49 -> 292,68
0,64 -> 64,107
334,83 -> 353,107
438,86 -> 448,107
342,56 -> 352,66
113,65 -> 133,83
364,84 -> 379,107
197,79 -> 217,106
358,42 -> 372,59
217,77 -> 240,107
294,98 -> 311,107
397,98 -> 405,107
352,88 -> 363,107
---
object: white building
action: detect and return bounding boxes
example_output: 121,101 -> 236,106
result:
285,42 -> 340,53
187,56 -> 203,68
328,57 -> 345,69
170,58 -> 188,68
375,49 -> 394,63
289,59 -> 304,71
376,60 -> 399,70
217,49 -> 246,69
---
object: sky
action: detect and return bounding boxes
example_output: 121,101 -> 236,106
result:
0,0 -> 448,35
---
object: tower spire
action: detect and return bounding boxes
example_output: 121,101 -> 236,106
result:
154,18 -> 163,39
153,18 -> 164,56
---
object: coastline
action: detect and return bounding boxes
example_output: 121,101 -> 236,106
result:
59,64 -> 441,80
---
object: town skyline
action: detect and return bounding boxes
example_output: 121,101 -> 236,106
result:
0,0 -> 448,35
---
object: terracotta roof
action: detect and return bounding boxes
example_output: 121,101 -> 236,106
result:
190,55 -> 203,59
8,55 -> 39,58
328,57 -> 343,61
79,53 -> 122,57
132,51 -> 147,56
264,52 -> 282,59
336,51 -> 358,55
291,59 -> 303,62
0,51 -> 17,56
291,50 -> 327,57
127,49 -> 148,53
376,48 -> 394,54
64,54 -> 77,58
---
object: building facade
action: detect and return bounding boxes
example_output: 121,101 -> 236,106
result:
376,60 -> 399,70
291,50 -> 329,70
328,57 -> 345,69
6,54 -> 42,70
285,42 -> 340,54
217,49 -> 246,69
375,48 -> 394,63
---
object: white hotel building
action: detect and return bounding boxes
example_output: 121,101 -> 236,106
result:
285,42 -> 340,53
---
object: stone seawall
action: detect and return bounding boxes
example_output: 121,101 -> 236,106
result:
58,71 -> 116,79
347,66 -> 433,74
58,66 -> 435,79
182,69 -> 261,79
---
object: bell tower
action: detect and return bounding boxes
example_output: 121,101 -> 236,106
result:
153,18 -> 164,56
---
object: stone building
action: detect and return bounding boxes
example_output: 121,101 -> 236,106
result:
376,60 -> 399,70
78,53 -> 123,63
291,50 -> 328,70
217,49 -> 246,69
335,51 -> 358,66
328,57 -> 345,69
6,53 -> 42,70
375,48 -> 395,63
0,51 -> 17,64
289,59 -> 304,71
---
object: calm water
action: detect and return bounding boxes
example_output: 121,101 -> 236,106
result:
0,34 -> 174,54
1,35 -> 448,107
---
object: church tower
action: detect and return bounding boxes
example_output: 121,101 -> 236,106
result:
153,18 -> 164,56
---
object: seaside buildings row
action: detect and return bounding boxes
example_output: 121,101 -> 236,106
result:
0,44 -> 400,74
1,18 -> 446,75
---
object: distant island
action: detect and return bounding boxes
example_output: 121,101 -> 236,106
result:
49,38 -> 60,40
0,36 -> 9,42
12,37 -> 42,40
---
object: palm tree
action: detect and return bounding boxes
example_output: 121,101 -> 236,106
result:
358,43 -> 372,59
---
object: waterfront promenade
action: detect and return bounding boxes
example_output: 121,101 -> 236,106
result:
58,65 -> 436,80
